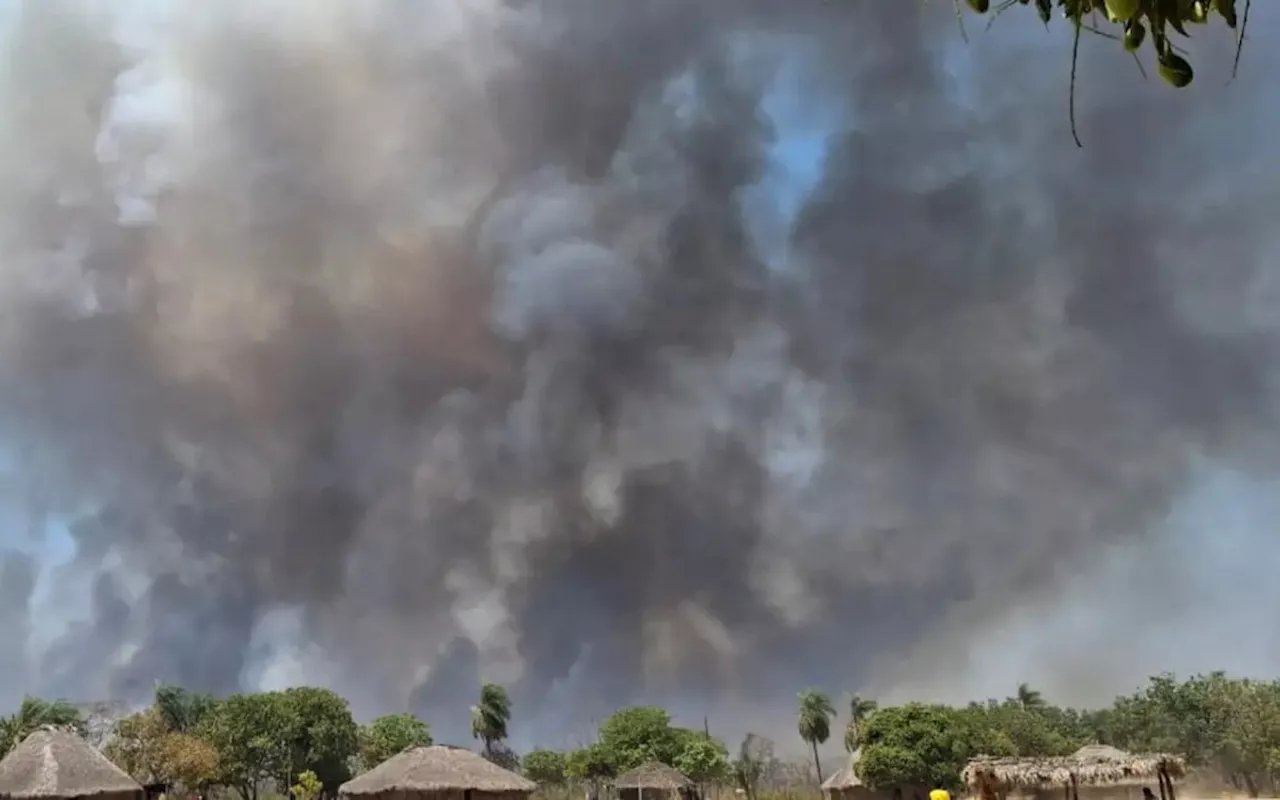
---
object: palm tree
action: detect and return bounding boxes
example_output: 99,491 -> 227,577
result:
1016,682 -> 1045,710
0,697 -> 85,757
797,689 -> 836,784
471,682 -> 512,757
843,695 -> 877,752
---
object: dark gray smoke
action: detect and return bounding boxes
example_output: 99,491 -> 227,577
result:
1,0 -> 1279,748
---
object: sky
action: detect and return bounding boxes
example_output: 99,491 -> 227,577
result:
668,9 -> 1280,716
745,15 -> 1280,709
0,0 -> 842,662
864,461 -> 1280,709
2,0 -> 1280,754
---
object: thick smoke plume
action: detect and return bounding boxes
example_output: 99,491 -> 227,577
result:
1,0 -> 1279,748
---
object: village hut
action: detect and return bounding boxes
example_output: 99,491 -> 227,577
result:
613,763 -> 695,800
0,727 -> 143,800
120,772 -> 164,800
821,760 -> 866,800
113,765 -> 166,800
821,750 -> 928,800
962,745 -> 1185,800
136,780 -> 165,800
339,746 -> 535,800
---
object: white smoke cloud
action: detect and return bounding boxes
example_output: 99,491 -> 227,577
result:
0,0 -> 1278,755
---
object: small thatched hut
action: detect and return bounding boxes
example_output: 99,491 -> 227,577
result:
822,750 -> 928,800
0,727 -> 143,800
962,745 -> 1185,800
613,763 -> 694,800
339,746 -> 535,800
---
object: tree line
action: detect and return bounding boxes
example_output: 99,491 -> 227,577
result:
5,672 -> 1280,797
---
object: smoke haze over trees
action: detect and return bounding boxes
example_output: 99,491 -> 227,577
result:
0,0 -> 1279,747
14,674 -> 1280,795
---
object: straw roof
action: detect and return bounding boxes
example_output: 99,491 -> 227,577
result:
962,745 -> 1186,791
1072,745 -> 1132,763
0,727 -> 142,800
614,763 -> 694,791
821,765 -> 862,791
340,746 -> 535,795
822,749 -> 865,791
1071,746 -> 1186,786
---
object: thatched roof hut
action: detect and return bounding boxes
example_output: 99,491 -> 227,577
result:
0,727 -> 143,800
821,765 -> 860,791
962,745 -> 1186,799
1070,747 -> 1127,763
822,750 -> 927,800
822,748 -> 865,796
614,764 -> 693,791
340,746 -> 535,800
613,763 -> 693,800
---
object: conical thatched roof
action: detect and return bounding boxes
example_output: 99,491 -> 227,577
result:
340,746 -> 535,795
1072,744 -> 1131,762
1070,746 -> 1186,785
962,745 -> 1186,792
822,749 -> 864,791
614,763 -> 693,791
821,765 -> 862,791
0,727 -> 142,799
962,757 -> 1072,792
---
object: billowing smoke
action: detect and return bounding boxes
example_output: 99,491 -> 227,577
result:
1,0 -> 1279,749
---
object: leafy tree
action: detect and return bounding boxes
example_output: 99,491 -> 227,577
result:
844,695 -> 878,753
597,706 -> 684,771
959,699 -> 1073,757
857,746 -> 931,791
565,742 -> 616,782
357,713 -> 432,770
105,708 -> 173,783
956,0 -> 1248,144
291,770 -> 323,800
275,687 -> 359,790
957,0 -> 1243,88
0,697 -> 86,756
797,690 -> 836,783
162,733 -> 220,792
1103,671 -> 1252,784
198,692 -> 291,800
106,708 -> 220,791
44,669 -> 1280,799
857,703 -> 976,790
1215,678 -> 1280,795
672,731 -> 730,784
522,748 -> 567,784
471,682 -> 512,758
